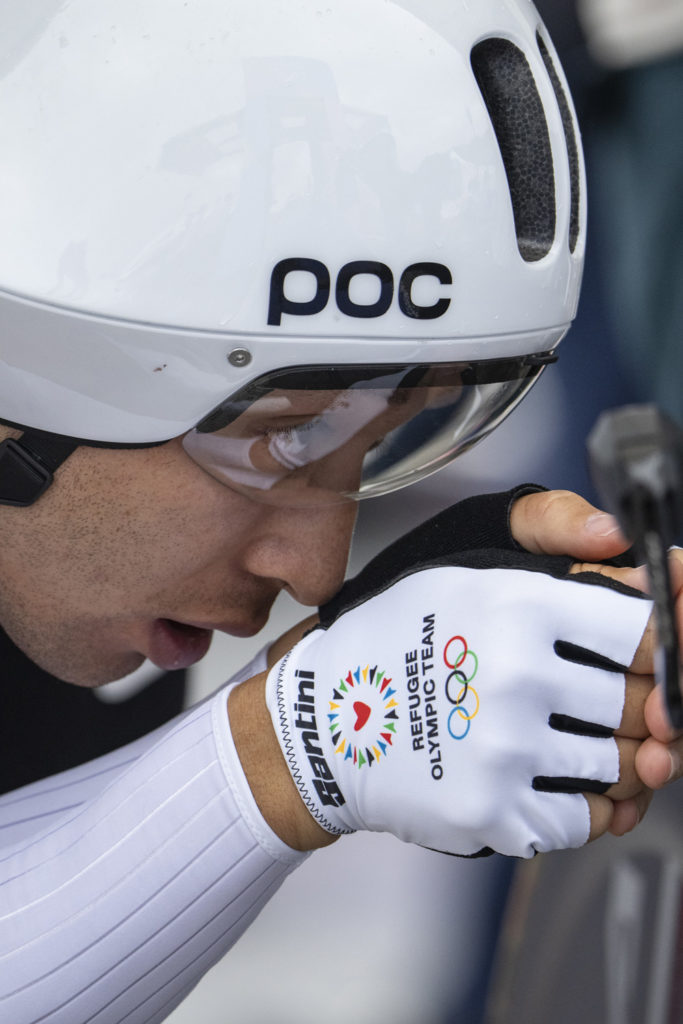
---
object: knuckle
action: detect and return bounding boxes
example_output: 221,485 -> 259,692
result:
515,489 -> 583,554
536,489 -> 574,524
518,489 -> 571,525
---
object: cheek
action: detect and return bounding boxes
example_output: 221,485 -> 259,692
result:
0,440 -> 264,632
6,455 -> 236,605
69,493 -> 241,605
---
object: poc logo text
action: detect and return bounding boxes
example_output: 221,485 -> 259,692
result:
268,258 -> 452,326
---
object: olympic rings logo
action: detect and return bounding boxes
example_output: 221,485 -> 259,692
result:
443,635 -> 480,740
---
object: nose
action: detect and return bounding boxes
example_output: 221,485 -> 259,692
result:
241,500 -> 358,607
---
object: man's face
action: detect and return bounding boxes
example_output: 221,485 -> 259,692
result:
0,433 -> 356,686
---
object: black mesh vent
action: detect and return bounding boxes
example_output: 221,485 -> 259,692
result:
536,32 -> 581,253
471,38 -> 555,263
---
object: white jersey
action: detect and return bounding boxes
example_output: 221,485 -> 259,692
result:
0,649 -> 307,1024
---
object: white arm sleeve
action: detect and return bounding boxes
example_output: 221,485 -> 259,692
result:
0,654 -> 307,1024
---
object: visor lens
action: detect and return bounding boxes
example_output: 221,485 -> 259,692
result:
182,358 -> 550,507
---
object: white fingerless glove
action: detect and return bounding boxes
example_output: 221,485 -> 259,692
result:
266,548 -> 652,858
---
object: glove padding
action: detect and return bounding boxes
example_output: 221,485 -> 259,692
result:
266,541 -> 652,859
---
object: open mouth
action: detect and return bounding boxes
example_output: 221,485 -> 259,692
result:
147,618 -> 214,671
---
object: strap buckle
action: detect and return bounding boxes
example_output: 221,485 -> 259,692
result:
0,438 -> 55,507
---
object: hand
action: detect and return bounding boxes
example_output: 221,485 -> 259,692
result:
266,548 -> 653,858
267,489 -> 681,849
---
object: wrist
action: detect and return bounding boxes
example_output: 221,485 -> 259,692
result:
267,613 -> 319,669
228,673 -> 339,852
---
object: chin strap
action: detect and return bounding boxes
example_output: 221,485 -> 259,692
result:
0,431 -> 79,507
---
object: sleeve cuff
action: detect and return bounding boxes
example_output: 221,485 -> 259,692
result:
210,682 -> 310,867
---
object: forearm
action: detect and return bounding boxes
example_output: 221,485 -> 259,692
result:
0,684 -> 306,1024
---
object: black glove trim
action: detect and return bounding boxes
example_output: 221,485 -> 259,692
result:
548,714 -> 614,739
553,638 -> 630,673
320,484 -> 545,627
321,543 -> 649,632
424,844 -> 496,859
533,776 -> 611,796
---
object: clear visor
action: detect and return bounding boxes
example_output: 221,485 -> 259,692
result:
182,356 -> 553,507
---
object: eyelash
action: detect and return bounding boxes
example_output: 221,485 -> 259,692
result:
259,419 -> 318,441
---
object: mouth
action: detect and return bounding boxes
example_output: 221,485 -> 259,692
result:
147,618 -> 214,671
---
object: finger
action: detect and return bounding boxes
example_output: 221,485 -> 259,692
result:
616,673 -> 652,738
644,682 -> 683,742
635,734 -> 683,789
613,550 -> 683,599
510,490 -> 629,559
586,792 -> 615,841
587,783 -> 653,842
569,560 -> 649,593
605,737 -> 644,800
608,790 -> 653,837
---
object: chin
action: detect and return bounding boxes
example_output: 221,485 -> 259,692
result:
44,649 -> 146,688
78,655 -> 149,688
0,611 -> 147,686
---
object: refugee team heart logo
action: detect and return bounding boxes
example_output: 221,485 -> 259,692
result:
329,665 -> 399,768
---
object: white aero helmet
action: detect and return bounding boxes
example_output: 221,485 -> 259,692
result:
0,0 -> 585,507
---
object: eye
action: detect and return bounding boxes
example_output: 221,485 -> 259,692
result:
260,424 -> 293,441
259,417 -> 320,442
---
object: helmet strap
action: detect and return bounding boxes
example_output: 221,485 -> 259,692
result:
0,431 -> 78,507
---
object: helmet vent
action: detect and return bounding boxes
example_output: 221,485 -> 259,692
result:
471,38 -> 555,263
536,33 -> 581,254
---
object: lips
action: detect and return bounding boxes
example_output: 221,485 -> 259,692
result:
147,618 -> 214,671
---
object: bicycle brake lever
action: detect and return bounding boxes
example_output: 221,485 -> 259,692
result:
588,405 -> 683,730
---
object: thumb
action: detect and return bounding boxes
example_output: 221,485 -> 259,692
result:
510,489 -> 630,560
